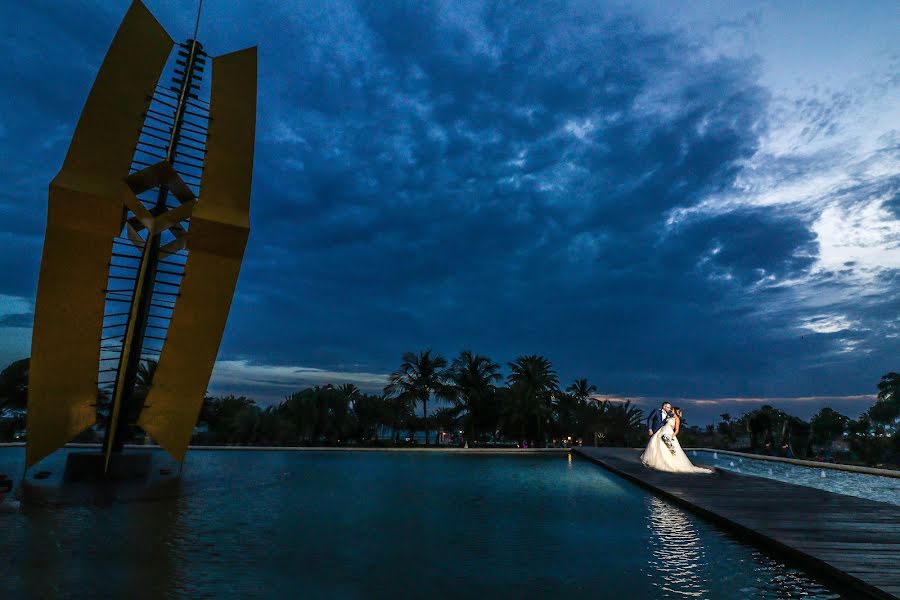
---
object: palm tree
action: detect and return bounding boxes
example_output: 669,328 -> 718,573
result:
0,358 -> 29,411
0,359 -> 29,442
871,372 -> 900,425
557,378 -> 598,441
553,392 -> 580,441
877,372 -> 899,402
717,413 -> 736,444
597,400 -> 644,446
745,405 -> 792,452
848,372 -> 900,466
449,351 -> 501,444
338,383 -> 360,400
508,355 -> 559,392
203,395 -> 258,443
283,384 -> 353,444
431,406 -> 461,443
385,394 -> 414,444
506,355 -> 559,446
325,385 -> 353,444
257,405 -> 297,445
349,393 -> 384,442
281,388 -> 320,443
384,350 -> 453,445
566,378 -> 597,402
135,358 -> 158,392
498,384 -> 529,444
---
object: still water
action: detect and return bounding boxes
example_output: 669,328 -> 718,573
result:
691,450 -> 900,506
1,448 -> 845,599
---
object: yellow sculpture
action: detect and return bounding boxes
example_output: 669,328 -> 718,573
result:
26,0 -> 256,473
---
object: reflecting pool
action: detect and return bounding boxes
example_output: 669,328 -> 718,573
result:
690,449 -> 900,506
0,448 -> 846,599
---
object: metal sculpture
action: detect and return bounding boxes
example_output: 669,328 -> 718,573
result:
26,0 -> 256,474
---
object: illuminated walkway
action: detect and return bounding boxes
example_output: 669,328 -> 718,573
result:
574,447 -> 900,600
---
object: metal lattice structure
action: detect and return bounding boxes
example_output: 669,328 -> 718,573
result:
27,0 -> 257,471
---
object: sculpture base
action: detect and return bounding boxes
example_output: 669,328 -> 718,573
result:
64,452 -> 153,481
20,450 -> 182,506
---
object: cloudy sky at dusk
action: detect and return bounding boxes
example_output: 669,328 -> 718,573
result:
0,1 -> 897,424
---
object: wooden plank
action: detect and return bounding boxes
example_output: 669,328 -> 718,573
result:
575,447 -> 900,600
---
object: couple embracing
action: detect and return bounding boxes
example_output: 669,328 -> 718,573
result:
641,401 -> 712,474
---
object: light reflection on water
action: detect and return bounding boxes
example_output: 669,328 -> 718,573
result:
642,496 -> 842,600
645,496 -> 709,597
1,448 -> 848,599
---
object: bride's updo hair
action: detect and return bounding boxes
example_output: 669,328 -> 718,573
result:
673,407 -> 683,418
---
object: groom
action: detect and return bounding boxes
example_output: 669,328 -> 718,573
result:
646,401 -> 672,437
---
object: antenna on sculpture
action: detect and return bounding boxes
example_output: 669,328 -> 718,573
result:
192,0 -> 204,43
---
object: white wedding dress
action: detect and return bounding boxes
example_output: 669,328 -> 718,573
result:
641,418 -> 712,473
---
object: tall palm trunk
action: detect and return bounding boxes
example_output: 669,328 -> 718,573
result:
423,394 -> 429,446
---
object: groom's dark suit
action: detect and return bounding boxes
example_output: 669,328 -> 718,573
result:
646,408 -> 669,435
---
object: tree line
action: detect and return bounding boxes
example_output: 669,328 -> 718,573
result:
0,351 -> 646,448
1,353 -> 897,466
194,351 -> 647,448
678,372 -> 899,467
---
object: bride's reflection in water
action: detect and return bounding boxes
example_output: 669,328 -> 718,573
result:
644,495 -> 709,598
642,495 -> 845,600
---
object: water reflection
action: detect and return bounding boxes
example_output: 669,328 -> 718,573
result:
740,551 -> 842,600
11,497 -> 184,598
2,448 -> 849,599
645,495 -> 709,597
692,450 -> 900,506
642,495 -> 843,600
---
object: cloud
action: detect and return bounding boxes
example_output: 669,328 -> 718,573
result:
613,393 -> 877,425
0,313 -> 33,328
684,395 -> 876,407
0,294 -> 31,315
0,1 -> 896,413
217,3 -> 786,391
812,191 -> 900,276
209,359 -> 389,404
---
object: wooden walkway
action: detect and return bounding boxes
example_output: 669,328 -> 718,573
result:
574,447 -> 900,600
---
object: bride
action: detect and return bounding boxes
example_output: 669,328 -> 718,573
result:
641,407 -> 713,473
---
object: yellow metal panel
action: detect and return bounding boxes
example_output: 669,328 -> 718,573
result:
192,47 -> 257,229
126,160 -> 196,205
137,233 -> 247,460
139,47 -> 257,461
27,190 -> 123,467
122,193 -> 154,230
151,198 -> 196,235
52,1 -> 173,199
26,1 -> 173,467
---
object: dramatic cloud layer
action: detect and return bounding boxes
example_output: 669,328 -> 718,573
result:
1,1 -> 896,423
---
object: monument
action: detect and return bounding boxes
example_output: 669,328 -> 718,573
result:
24,0 -> 256,492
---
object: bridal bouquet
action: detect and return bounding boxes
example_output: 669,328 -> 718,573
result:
660,434 -> 677,456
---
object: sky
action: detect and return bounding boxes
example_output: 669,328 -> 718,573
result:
0,1 -> 897,425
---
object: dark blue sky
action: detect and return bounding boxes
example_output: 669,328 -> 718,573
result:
1,1 -> 897,424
